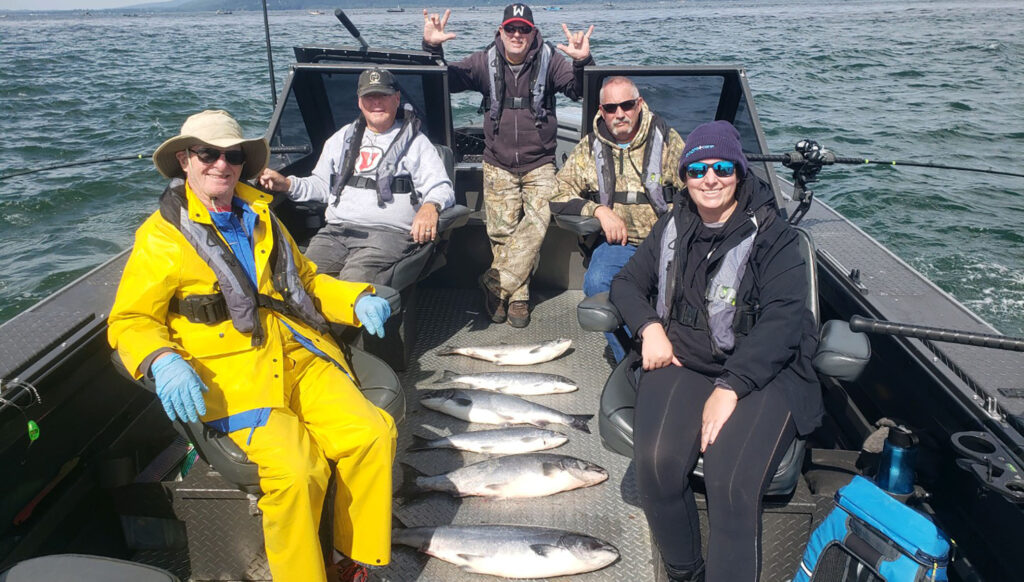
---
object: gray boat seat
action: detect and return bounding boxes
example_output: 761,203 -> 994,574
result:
552,214 -> 602,236
0,554 -> 179,582
579,228 -> 871,496
349,145 -> 470,371
112,343 -> 405,494
387,145 -> 471,292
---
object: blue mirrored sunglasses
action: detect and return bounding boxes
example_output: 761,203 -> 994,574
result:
685,160 -> 736,179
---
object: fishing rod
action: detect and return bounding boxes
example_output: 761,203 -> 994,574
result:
261,0 -> 277,107
0,146 -> 312,181
849,315 -> 1024,352
748,140 -> 1024,225
747,149 -> 1024,179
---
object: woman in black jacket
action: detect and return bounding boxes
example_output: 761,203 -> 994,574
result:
609,121 -> 823,582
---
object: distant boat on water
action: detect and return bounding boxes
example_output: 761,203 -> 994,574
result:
386,5 -> 405,12
543,5 -> 564,10
308,10 -> 324,15
215,9 -> 232,15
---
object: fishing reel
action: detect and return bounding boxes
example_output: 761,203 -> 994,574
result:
782,140 -> 836,225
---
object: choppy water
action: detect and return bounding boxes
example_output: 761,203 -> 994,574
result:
1,0 -> 1022,335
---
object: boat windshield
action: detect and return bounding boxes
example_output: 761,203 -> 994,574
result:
581,66 -> 778,197
267,64 -> 452,176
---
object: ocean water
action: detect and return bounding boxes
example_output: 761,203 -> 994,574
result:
1,0 -> 1022,335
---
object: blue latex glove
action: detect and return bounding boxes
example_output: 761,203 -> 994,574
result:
150,353 -> 208,423
355,294 -> 391,338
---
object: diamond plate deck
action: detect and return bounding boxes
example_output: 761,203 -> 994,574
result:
383,288 -> 814,582
385,288 -> 650,581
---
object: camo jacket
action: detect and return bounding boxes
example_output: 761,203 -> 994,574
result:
551,104 -> 686,246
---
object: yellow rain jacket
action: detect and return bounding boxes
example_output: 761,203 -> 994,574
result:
108,181 -> 372,421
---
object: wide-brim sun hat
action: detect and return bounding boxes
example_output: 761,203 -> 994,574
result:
152,109 -> 269,181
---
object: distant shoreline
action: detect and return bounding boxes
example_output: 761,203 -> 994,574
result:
0,0 -> 610,15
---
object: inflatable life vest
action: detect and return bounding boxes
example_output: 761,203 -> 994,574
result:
655,202 -> 775,356
329,104 -> 422,207
484,41 -> 555,133
589,113 -> 671,215
159,182 -> 330,347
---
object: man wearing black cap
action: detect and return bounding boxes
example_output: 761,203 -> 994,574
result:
422,4 -> 595,328
259,67 -> 455,286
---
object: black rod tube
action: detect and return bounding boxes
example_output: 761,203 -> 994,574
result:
849,315 -> 1024,352
261,0 -> 277,107
335,9 -> 369,51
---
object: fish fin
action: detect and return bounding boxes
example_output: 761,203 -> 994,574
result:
407,434 -> 435,452
395,462 -> 427,502
432,370 -> 460,384
570,414 -> 594,434
456,553 -> 488,566
529,543 -> 562,557
435,345 -> 458,356
453,395 -> 474,407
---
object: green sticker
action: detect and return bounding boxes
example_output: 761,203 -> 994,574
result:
27,420 -> 39,442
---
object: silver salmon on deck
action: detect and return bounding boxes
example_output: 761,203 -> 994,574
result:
408,427 -> 569,455
419,388 -> 593,433
431,370 -> 578,395
435,338 -> 572,365
392,524 -> 620,578
397,453 -> 608,500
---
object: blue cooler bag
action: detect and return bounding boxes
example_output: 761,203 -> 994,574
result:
795,476 -> 951,581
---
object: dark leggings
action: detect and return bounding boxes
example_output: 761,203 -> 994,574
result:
634,366 -> 796,582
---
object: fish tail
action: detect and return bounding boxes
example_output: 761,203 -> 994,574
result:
435,345 -> 458,356
570,414 -> 594,434
432,370 -> 460,383
407,434 -> 434,452
395,462 -> 426,502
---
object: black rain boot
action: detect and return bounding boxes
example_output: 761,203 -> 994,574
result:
665,561 -> 705,582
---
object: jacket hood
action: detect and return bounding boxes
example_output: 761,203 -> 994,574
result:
592,101 -> 652,150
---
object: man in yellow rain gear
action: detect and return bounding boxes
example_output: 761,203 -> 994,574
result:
108,109 -> 396,582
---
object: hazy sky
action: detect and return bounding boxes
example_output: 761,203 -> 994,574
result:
2,0 -> 143,9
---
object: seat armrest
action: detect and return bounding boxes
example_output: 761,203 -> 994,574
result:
813,320 -> 871,382
437,204 -> 471,232
553,214 -> 602,236
577,292 -> 623,332
371,285 -> 402,314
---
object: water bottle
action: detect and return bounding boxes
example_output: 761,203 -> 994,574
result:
876,425 -> 918,495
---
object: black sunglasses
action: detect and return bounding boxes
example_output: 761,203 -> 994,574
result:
502,23 -> 534,35
685,161 -> 737,179
599,99 -> 639,114
190,147 -> 246,166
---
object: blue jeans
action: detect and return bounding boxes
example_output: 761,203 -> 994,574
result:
583,242 -> 637,363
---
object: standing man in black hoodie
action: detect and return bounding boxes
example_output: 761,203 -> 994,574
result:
423,4 -> 595,327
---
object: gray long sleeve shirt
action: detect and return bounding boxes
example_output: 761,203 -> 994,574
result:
287,120 -> 455,233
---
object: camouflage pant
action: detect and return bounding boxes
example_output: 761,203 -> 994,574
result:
481,162 -> 556,302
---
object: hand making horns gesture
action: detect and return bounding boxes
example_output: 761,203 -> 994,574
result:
556,23 -> 594,61
423,9 -> 457,46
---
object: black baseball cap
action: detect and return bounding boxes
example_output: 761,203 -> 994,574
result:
357,68 -> 398,97
501,4 -> 534,27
